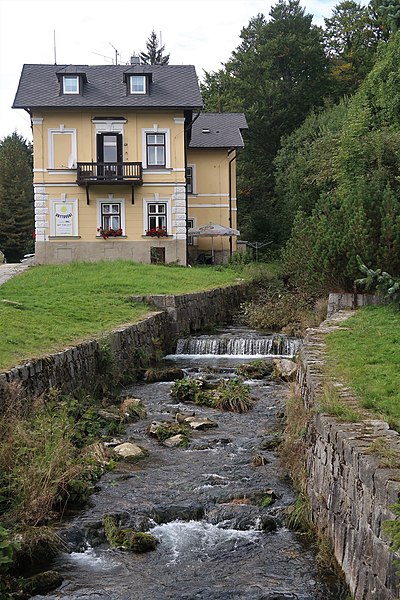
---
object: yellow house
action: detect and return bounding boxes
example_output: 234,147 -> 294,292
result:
13,62 -> 247,265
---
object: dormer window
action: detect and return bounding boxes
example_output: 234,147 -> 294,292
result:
63,75 -> 79,94
57,70 -> 87,96
130,75 -> 146,94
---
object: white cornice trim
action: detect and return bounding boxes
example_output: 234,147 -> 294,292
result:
196,194 -> 229,197
35,183 -> 78,188
32,118 -> 44,125
188,203 -> 230,208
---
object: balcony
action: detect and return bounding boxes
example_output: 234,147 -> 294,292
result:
76,162 -> 143,185
77,162 -> 143,204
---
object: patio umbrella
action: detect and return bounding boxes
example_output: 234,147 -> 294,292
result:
188,222 -> 240,261
188,222 -> 240,237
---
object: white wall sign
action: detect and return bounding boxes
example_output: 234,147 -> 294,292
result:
50,199 -> 78,236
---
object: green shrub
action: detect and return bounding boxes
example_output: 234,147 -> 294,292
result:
241,284 -> 319,335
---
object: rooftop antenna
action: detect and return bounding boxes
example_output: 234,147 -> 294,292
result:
109,42 -> 119,65
53,29 -> 57,65
92,51 -> 114,64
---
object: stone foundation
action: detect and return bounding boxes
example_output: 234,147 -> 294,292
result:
297,311 -> 400,600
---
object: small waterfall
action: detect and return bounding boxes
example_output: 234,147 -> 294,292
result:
175,333 -> 300,358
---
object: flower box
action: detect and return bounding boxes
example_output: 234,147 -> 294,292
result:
145,227 -> 168,237
97,227 -> 123,239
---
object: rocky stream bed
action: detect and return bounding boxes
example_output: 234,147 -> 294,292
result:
31,329 -> 347,600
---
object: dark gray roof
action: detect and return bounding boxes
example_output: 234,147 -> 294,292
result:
189,112 -> 248,149
13,64 -> 203,110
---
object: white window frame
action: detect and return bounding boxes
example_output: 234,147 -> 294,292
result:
146,133 -> 166,168
96,197 -> 126,235
142,126 -> 171,169
143,196 -> 171,235
48,126 -> 77,169
63,76 -> 79,94
130,75 -> 146,94
186,164 -> 196,194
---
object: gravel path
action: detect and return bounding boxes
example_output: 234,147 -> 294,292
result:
0,263 -> 31,286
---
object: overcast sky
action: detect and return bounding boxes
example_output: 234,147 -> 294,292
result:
1,0 -> 352,141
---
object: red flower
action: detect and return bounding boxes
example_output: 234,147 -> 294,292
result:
97,227 -> 123,239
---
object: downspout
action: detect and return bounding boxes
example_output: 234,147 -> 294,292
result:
228,148 -> 238,260
184,110 -> 201,266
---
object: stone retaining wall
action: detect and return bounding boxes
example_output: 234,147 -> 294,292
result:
327,292 -> 382,317
0,283 -> 250,406
297,311 -> 400,600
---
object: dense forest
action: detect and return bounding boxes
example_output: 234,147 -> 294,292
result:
201,0 -> 400,293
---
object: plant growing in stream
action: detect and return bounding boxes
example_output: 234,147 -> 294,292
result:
235,360 -> 273,379
212,379 -> 254,413
170,377 -> 207,403
170,377 -> 254,413
103,516 -> 158,552
147,421 -> 190,443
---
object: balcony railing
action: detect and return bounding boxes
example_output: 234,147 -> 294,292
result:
76,162 -> 143,185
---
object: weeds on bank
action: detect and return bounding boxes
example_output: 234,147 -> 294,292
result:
240,278 -> 327,336
281,388 -> 352,594
383,501 -> 400,575
366,437 -> 400,469
316,384 -> 362,423
0,383 -> 129,530
280,386 -> 311,493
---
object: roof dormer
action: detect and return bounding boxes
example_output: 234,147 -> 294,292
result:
56,66 -> 88,96
123,66 -> 153,96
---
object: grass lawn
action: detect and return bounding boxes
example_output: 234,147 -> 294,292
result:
0,260 -> 247,371
325,305 -> 400,423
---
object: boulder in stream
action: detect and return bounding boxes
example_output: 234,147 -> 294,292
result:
113,442 -> 147,461
184,416 -> 218,430
23,570 -> 63,596
163,434 -> 188,448
272,358 -> 297,381
119,397 -> 147,421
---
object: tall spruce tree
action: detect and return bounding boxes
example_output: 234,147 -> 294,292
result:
139,30 -> 170,65
201,0 -> 330,244
0,133 -> 34,262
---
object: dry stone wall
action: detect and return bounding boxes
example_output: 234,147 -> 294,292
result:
0,284 -> 249,406
297,311 -> 400,600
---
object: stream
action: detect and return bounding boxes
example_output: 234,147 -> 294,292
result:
32,327 -> 346,600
